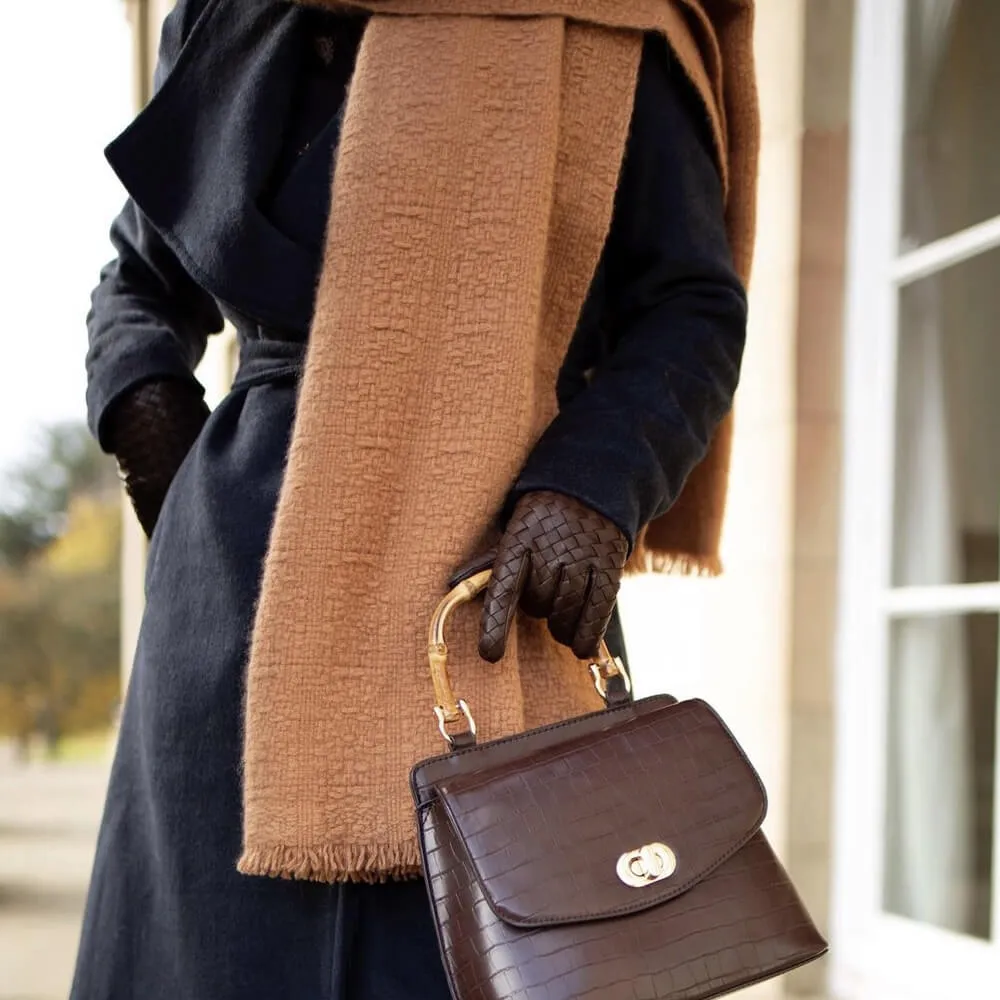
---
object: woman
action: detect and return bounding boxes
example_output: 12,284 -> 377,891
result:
72,1 -> 752,998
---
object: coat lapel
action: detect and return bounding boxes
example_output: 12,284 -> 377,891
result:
106,0 -> 318,331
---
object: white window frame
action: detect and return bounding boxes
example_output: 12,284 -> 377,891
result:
832,1 -> 1000,997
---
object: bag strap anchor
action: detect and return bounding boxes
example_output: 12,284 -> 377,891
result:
427,566 -> 631,748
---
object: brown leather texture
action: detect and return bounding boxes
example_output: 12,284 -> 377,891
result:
412,697 -> 827,1000
437,702 -> 766,925
106,378 -> 209,537
479,490 -> 628,663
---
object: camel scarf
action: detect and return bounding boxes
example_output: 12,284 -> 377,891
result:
240,0 -> 759,882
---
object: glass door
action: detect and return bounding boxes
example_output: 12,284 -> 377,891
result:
834,0 -> 1000,997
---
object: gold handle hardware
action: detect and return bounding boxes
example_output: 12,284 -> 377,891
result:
428,567 -> 631,745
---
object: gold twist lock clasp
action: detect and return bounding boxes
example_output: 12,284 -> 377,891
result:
616,842 -> 677,887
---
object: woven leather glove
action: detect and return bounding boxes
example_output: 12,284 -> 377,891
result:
104,379 -> 209,538
479,490 -> 628,662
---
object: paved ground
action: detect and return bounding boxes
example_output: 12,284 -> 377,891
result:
0,759 -> 109,1000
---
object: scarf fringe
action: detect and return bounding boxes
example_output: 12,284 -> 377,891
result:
624,546 -> 723,578
237,842 -> 423,883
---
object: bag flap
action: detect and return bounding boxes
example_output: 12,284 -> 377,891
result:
436,699 -> 766,928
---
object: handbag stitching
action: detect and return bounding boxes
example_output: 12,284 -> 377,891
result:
410,694 -> 675,804
435,700 -> 760,798
414,698 -> 769,927
416,803 -> 828,999
437,779 -> 766,927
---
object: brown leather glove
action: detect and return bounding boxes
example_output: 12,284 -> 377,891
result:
104,378 -> 209,538
478,490 -> 629,662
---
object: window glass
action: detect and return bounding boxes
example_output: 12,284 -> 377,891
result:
884,612 -> 996,940
901,0 -> 1000,249
892,247 -> 1000,586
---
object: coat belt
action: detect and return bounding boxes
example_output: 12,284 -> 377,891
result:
231,333 -> 307,391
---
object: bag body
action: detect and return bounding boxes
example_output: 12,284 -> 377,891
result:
412,571 -> 827,1000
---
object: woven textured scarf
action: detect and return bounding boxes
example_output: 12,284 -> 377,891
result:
240,0 -> 759,883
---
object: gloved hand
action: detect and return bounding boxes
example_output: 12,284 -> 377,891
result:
478,490 -> 628,662
104,378 -> 210,538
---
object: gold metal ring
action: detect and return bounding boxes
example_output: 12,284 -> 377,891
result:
433,700 -> 477,745
427,567 -> 632,745
590,656 -> 632,700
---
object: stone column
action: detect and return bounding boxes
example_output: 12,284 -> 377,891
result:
118,0 -> 177,687
785,2 -> 854,995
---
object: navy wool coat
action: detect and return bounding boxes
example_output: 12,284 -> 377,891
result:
73,2 -> 747,999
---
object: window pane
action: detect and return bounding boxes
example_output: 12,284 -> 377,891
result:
901,0 -> 1000,249
883,613 -> 996,939
892,246 -> 1000,586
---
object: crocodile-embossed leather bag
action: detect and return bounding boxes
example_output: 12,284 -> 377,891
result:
411,563 -> 828,1000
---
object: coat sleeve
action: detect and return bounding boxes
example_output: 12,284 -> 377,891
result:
507,34 -> 748,550
85,0 -> 224,450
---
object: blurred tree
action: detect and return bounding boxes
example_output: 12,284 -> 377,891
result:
0,512 -> 47,569
0,425 -> 121,750
0,422 -> 118,569
45,495 -> 122,574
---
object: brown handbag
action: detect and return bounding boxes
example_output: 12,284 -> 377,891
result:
411,564 -> 828,1000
